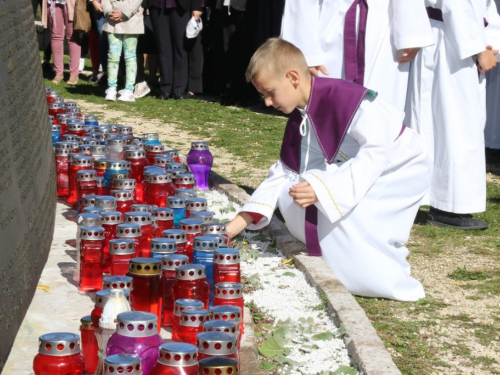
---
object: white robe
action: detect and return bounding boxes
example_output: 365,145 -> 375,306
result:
405,0 -> 500,213
486,0 -> 500,150
240,97 -> 431,302
280,0 -> 434,110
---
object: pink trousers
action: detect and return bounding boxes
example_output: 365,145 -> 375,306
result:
49,4 -> 81,77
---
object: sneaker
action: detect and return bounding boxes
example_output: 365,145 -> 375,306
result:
133,81 -> 151,98
117,89 -> 135,102
105,87 -> 117,101
427,207 -> 489,230
79,58 -> 85,72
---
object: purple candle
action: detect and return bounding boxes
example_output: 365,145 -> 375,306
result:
186,142 -> 213,191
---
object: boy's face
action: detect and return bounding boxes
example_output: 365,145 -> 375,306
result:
252,72 -> 302,114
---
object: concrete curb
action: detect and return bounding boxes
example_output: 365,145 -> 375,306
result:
210,172 -> 401,375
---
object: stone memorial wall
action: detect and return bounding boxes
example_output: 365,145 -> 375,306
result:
0,0 -> 56,369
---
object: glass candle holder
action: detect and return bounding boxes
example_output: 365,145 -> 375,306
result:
84,114 -> 99,126
95,195 -> 117,213
79,226 -> 105,292
68,155 -> 93,205
198,357 -> 238,375
76,170 -> 98,211
107,311 -> 163,375
172,264 -> 210,309
80,315 -> 99,374
202,223 -> 231,248
100,211 -> 123,273
127,258 -> 162,329
96,177 -> 107,196
103,275 -> 134,293
213,283 -> 244,332
213,249 -> 240,285
75,213 -> 102,282
150,343 -> 198,375
79,145 -> 92,156
165,162 -> 183,171
52,124 -> 61,146
108,238 -> 136,276
164,149 -> 181,163
150,238 -> 176,260
94,159 -> 108,178
192,236 -> 219,302
55,148 -> 70,197
175,188 -> 197,198
117,125 -> 134,136
176,309 -> 210,345
48,102 -> 64,117
209,306 -> 242,335
46,90 -> 58,104
151,208 -> 174,237
185,198 -> 207,219
142,133 -> 161,145
174,173 -> 195,190
154,154 -> 174,169
57,114 -> 69,135
104,160 -> 129,192
125,212 -> 155,258
106,137 -> 126,160
112,190 -> 136,218
66,120 -> 86,137
172,299 -> 204,341
91,289 -> 130,329
203,320 -> 239,350
190,211 -> 214,224
160,254 -> 189,327
179,218 -> 204,261
33,333 -> 85,375
162,229 -> 187,257
167,196 -> 186,228
186,142 -> 213,191
145,144 -> 165,165
91,145 -> 107,161
196,332 -> 238,362
116,223 -> 142,257
111,178 -> 137,197
125,149 -> 149,203
144,172 -> 177,208
104,354 -> 142,375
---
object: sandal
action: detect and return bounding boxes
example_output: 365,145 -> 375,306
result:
67,76 -> 79,85
51,75 -> 64,84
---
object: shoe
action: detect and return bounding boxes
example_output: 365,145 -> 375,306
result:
158,93 -> 170,100
42,61 -> 54,72
105,87 -> 117,101
79,58 -> 85,72
67,76 -> 79,85
52,75 -> 64,84
95,72 -> 107,86
220,93 -> 237,106
172,92 -> 195,100
117,89 -> 136,102
134,81 -> 151,99
427,207 -> 488,230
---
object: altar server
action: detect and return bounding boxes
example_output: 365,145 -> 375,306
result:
486,0 -> 500,150
227,39 -> 431,301
280,0 -> 434,110
405,0 -> 500,230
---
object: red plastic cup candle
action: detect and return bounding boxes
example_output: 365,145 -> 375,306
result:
171,264 -> 211,309
214,249 -> 241,284
33,333 -> 85,375
185,198 -> 207,218
103,275 -> 134,293
66,120 -> 86,137
117,125 -> 134,136
175,188 -> 197,198
116,223 -> 142,257
162,229 -> 187,257
103,354 -> 142,375
196,331 -> 238,362
175,309 -> 210,345
150,343 -> 199,375
171,298 -> 204,340
175,173 -> 196,190
54,148 -> 70,197
160,254 -> 189,327
94,159 -> 107,178
164,149 -> 181,163
150,238 -> 176,260
131,204 -> 156,213
111,190 -> 136,218
46,90 -> 58,104
153,154 -> 174,169
95,195 -> 117,212
76,170 -> 97,211
209,306 -> 242,335
109,239 -> 136,276
152,207 -> 174,237
203,223 -> 231,248
110,178 -> 137,198
79,226 -> 105,292
90,145 -> 107,162
125,212 -> 155,258
96,177 -> 106,196
100,211 -> 123,273
190,211 -> 214,225
80,315 -> 98,374
143,172 -> 177,208
179,218 -> 203,261
145,144 -> 166,165
213,283 -> 244,332
48,102 -> 64,117
198,357 -> 239,375
68,155 -> 93,205
125,149 -> 150,202
203,320 -> 239,349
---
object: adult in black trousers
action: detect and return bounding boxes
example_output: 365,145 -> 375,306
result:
32,0 -> 52,69
147,0 -> 203,99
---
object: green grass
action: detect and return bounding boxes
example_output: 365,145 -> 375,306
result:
448,267 -> 491,281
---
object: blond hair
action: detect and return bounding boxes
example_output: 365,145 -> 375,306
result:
245,38 -> 310,82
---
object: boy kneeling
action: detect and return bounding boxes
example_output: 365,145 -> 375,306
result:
226,38 -> 431,302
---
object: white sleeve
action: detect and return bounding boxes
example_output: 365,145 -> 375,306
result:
392,0 -> 435,50
280,0 -> 324,67
239,161 -> 290,230
485,0 -> 500,50
301,97 -> 404,224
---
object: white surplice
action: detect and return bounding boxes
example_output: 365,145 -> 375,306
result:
240,97 -> 431,302
280,0 -> 434,110
405,0 -> 500,213
486,0 -> 500,149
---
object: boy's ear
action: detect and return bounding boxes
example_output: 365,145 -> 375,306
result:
286,69 -> 300,87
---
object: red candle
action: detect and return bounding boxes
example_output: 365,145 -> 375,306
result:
124,212 -> 155,258
152,207 -> 174,237
100,211 -> 123,273
116,223 -> 142,257
80,315 -> 98,374
175,309 -> 209,345
213,283 -> 244,333
143,172 -> 177,208
68,155 -> 93,205
112,190 -> 136,218
162,229 -> 188,257
196,331 -> 238,362
79,226 -> 104,292
213,249 -> 241,285
175,173 -> 196,190
160,254 -> 189,327
54,148 -> 70,197
33,333 -> 85,375
109,239 -> 136,276
164,149 -> 181,163
172,299 -> 204,341
171,264 -> 210,309
76,170 -> 97,211
145,144 -> 166,165
209,306 -> 242,335
125,149 -> 150,203
66,120 -> 87,137
150,343 -> 199,375
179,218 -> 203,261
94,159 -> 107,178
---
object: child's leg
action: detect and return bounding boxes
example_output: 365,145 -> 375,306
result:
122,35 -> 138,92
107,33 -> 124,89
65,17 -> 81,77
49,5 -> 65,76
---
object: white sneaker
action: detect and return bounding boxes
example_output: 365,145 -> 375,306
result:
118,89 -> 136,102
79,58 -> 85,72
133,81 -> 151,98
105,87 -> 117,101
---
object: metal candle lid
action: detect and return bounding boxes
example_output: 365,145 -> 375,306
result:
104,354 -> 142,375
94,159 -> 108,170
55,141 -> 74,150
196,331 -> 237,356
145,144 -> 165,153
150,238 -> 176,255
146,172 -> 172,184
131,204 -> 156,213
204,320 -> 237,335
175,173 -> 196,186
54,149 -> 70,157
179,309 -> 210,327
191,211 -> 214,224
67,122 -> 85,132
214,283 -> 243,300
173,299 -> 204,317
191,141 -> 209,151
161,254 -> 189,271
47,90 -> 58,97
83,207 -> 105,214
176,188 -> 197,198
186,198 -> 208,212
96,177 -> 105,187
48,102 -> 62,110
52,124 -> 61,132
80,226 -> 105,240
77,212 -> 101,227
107,137 -> 125,146
84,114 -> 98,123
132,140 -> 145,149
193,235 -> 219,251
38,333 -> 81,356
123,145 -> 139,153
165,149 -> 179,158
109,238 -> 135,255
116,311 -> 158,338
162,229 -> 186,244
82,138 -> 99,146
125,149 -> 146,159
171,170 -> 190,179
110,173 -> 130,184
95,196 -> 117,210
63,101 -> 77,108
154,154 -> 174,167
76,170 -> 97,181
95,288 -> 131,308
117,125 -> 133,135
103,275 -> 133,290
116,223 -> 141,238
128,257 -> 161,275
167,196 -> 186,209
111,190 -> 134,202
151,207 -> 174,221
142,133 -> 159,141
112,178 -> 136,190
165,162 -> 184,171
106,160 -> 129,171
80,315 -> 95,330
175,264 -> 206,280
72,154 -> 93,167
125,212 -> 153,226
97,125 -> 112,134
91,145 -> 107,155
204,234 -> 229,248
100,211 -> 123,225
209,306 -> 242,323
198,357 -> 238,375
158,342 -> 198,367
78,145 -> 92,155
180,218 -> 204,234
202,223 -> 227,235
214,249 -> 240,265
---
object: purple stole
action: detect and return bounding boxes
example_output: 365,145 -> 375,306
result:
280,77 -> 373,256
344,0 -> 369,85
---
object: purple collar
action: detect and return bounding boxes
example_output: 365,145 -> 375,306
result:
280,77 -> 373,174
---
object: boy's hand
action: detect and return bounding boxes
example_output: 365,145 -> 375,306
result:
109,10 -> 123,21
289,181 -> 318,208
192,10 -> 202,21
398,48 -> 420,64
309,65 -> 329,77
226,212 -> 254,238
477,46 -> 498,73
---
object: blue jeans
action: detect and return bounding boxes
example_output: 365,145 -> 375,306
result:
92,8 -> 108,72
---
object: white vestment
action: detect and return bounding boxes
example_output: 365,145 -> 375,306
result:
405,0 -> 500,213
486,0 -> 500,149
240,97 -> 431,302
280,0 -> 434,110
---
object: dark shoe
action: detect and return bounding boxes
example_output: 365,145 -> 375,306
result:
220,94 -> 237,106
427,207 -> 488,230
172,92 -> 195,100
158,93 -> 170,100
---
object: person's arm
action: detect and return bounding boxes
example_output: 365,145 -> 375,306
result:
116,0 -> 143,20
